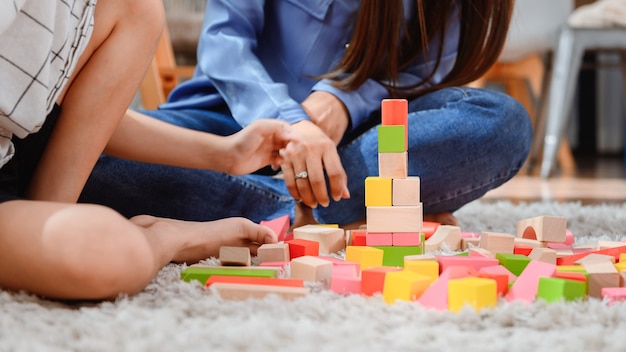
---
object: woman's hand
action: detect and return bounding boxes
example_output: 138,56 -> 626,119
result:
280,120 -> 349,208
301,91 -> 350,145
222,119 -> 295,175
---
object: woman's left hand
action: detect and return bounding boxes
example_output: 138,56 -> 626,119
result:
301,91 -> 350,145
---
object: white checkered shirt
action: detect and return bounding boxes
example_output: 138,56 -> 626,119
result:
0,0 -> 96,168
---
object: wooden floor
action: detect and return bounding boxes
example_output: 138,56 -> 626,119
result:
483,154 -> 626,204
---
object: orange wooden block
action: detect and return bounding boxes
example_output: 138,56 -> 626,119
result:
361,266 -> 403,296
477,272 -> 509,296
422,221 -> 440,239
557,245 -> 626,266
351,230 -> 367,246
285,239 -> 320,259
205,275 -> 304,288
554,271 -> 587,283
514,247 -> 533,256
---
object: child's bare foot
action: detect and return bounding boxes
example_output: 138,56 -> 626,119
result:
423,212 -> 458,226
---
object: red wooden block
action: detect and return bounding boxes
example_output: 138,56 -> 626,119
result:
554,271 -> 587,283
205,275 -> 304,288
514,247 -> 533,256
422,221 -> 440,240
361,266 -> 402,296
477,272 -> 509,296
351,230 -> 367,246
557,245 -> 626,266
286,239 -> 319,259
260,214 -> 291,242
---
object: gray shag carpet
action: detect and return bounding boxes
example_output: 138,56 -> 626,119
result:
2,200 -> 626,352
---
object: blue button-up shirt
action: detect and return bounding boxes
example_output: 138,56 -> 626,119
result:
162,0 -> 459,132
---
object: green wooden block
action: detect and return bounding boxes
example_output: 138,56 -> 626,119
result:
496,253 -> 531,276
537,277 -> 586,303
455,251 -> 469,256
377,125 -> 405,153
372,246 -> 423,267
180,267 -> 277,285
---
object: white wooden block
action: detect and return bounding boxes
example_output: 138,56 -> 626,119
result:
378,152 -> 408,179
219,246 -> 251,266
516,215 -> 567,242
257,243 -> 290,264
366,205 -> 422,233
528,247 -> 557,264
425,225 -> 461,252
290,256 -> 333,288
392,177 -> 420,206
292,225 -> 346,254
479,232 -> 515,254
210,283 -> 310,301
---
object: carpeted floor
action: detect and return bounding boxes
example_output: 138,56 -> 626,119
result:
2,200 -> 626,352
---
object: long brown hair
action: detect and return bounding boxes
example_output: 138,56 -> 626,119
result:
321,0 -> 513,98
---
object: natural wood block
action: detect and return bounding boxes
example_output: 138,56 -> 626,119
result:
210,283 -> 310,301
517,215 -> 567,242
290,256 -> 333,288
404,260 -> 439,283
392,232 -> 421,246
219,246 -> 251,266
361,266 -> 403,296
260,214 -> 290,242
514,237 -> 546,249
581,260 -> 620,299
461,238 -> 481,250
479,232 -> 515,254
536,277 -> 586,303
365,176 -> 393,207
377,125 -> 406,153
257,243 -> 290,264
366,232 -> 393,246
180,266 -> 277,285
378,152 -> 408,179
598,241 -> 626,250
366,205 -> 422,233
292,224 -> 345,254
425,225 -> 461,252
285,238 -> 320,259
345,246 -> 384,270
557,245 -> 626,266
506,261 -> 557,303
381,99 -> 408,150
205,275 -> 304,288
448,277 -> 497,313
392,177 -> 420,206
621,270 -> 626,287
528,247 -> 557,264
575,253 -> 615,265
383,270 -> 431,304
372,246 -> 423,267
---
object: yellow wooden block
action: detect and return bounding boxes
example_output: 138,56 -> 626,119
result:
392,177 -> 420,206
616,262 -> 626,272
382,270 -> 431,304
345,246 -> 384,270
620,253 -> 626,263
448,277 -> 497,313
404,260 -> 439,284
365,177 -> 392,207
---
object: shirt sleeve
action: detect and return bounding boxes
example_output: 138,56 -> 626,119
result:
0,0 -> 27,35
195,0 -> 311,127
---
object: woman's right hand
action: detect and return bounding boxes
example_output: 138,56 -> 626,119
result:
280,120 -> 350,208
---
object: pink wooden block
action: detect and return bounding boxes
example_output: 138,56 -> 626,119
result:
602,287 -> 626,305
260,214 -> 291,242
565,229 -> 575,245
318,256 -> 360,277
547,242 -> 572,250
437,255 -> 499,273
330,275 -> 362,295
257,261 -> 289,277
366,232 -> 393,246
461,232 -> 480,239
506,260 -> 557,303
479,265 -> 517,282
392,232 -> 421,246
417,266 -> 472,310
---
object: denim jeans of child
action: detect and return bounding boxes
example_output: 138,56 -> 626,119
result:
79,87 -> 532,225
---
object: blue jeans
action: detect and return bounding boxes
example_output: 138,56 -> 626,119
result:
79,87 -> 532,225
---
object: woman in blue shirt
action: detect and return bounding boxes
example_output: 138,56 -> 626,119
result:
81,0 -> 531,228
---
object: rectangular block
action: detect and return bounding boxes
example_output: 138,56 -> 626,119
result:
219,246 -> 251,266
448,277 -> 497,313
205,276 -> 304,288
366,232 -> 393,246
345,246 -> 384,270
292,224 -> 345,254
479,232 -> 515,254
365,176 -> 392,207
517,215 -> 567,242
378,152 -> 408,179
181,266 -> 277,285
366,205 -> 422,233
392,232 -> 421,246
361,266 -> 403,296
290,256 -> 333,288
257,243 -> 290,264
383,270 -> 431,304
210,283 -> 310,301
377,125 -> 406,153
350,230 -> 367,246
372,246 -> 424,267
392,177 -> 420,206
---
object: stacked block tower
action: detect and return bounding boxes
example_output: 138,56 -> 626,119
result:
363,99 -> 423,265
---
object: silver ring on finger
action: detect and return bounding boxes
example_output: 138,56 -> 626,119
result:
295,171 -> 308,179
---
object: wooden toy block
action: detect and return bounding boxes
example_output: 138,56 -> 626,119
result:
514,247 -> 533,256
554,271 -> 588,288
382,270 -> 431,304
181,266 -> 277,285
418,266 -> 473,310
622,271 -> 626,287
361,266 -> 403,296
506,260 -> 557,303
437,255 -> 499,273
372,246 -> 423,267
448,277 -> 497,313
479,232 -> 515,254
536,277 -> 586,303
615,262 -> 626,273
462,238 -> 481,250
514,237 -> 545,249
469,248 -> 495,258
260,214 -> 290,242
292,224 -> 345,254
345,246 -> 384,270
422,221 -> 440,239
318,256 -> 360,277
210,283 -> 310,301
219,246 -> 251,266
392,232 -> 421,246
377,125 -> 406,153
258,262 -> 289,277
285,238 -> 320,259
476,272 -> 509,296
575,253 -> 615,265
330,275 -> 362,295
496,253 -> 532,276
366,205 -> 422,233
580,260 -> 620,299
528,247 -> 557,264
392,177 -> 420,206
479,265 -> 517,282
351,230 -> 367,246
365,176 -> 392,207
404,259 -> 439,283
381,99 -> 408,149
257,243 -> 290,264
602,287 -> 626,304
557,245 -> 626,266
378,152 -> 408,179
598,241 -> 626,250
366,232 -> 393,246
290,256 -> 333,288
516,215 -> 567,242
404,253 -> 438,262
620,253 -> 626,263
205,275 -> 304,288
425,225 -> 461,252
